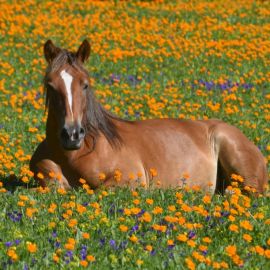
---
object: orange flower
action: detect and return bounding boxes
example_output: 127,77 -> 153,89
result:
129,234 -> 138,243
185,257 -> 195,270
187,240 -> 196,248
202,195 -> 211,204
68,219 -> 78,228
82,233 -> 90,239
27,242 -> 37,253
145,245 -> 153,251
140,212 -> 152,222
7,248 -> 18,261
98,173 -> 106,181
146,198 -> 153,205
53,254 -> 59,263
243,234 -> 252,242
240,220 -> 253,231
229,224 -> 239,232
133,199 -> 140,205
114,169 -> 122,182
177,234 -> 188,242
37,172 -> 44,179
119,225 -> 128,232
80,260 -> 88,267
79,178 -> 86,184
87,255 -> 95,262
167,239 -> 174,246
152,206 -> 163,214
168,205 -> 176,212
149,168 -> 157,177
225,245 -> 237,256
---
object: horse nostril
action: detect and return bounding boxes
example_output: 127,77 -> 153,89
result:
80,127 -> 85,136
61,127 -> 70,140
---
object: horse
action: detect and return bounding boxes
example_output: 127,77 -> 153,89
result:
30,40 -> 268,194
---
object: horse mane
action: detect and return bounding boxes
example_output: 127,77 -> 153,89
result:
44,50 -> 126,148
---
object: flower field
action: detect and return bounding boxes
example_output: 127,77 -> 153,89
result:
0,0 -> 270,269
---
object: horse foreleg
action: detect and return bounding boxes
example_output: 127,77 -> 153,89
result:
30,141 -> 71,190
31,159 -> 71,190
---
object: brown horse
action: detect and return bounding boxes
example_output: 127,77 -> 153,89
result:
30,40 -> 268,194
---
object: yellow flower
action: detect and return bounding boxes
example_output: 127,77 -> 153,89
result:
49,222 -> 56,228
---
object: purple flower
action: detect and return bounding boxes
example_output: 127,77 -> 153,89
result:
14,239 -> 21,245
188,231 -> 196,239
131,224 -> 139,233
136,209 -> 145,217
5,242 -> 12,247
52,231 -> 57,238
109,239 -> 116,247
202,250 -> 208,256
64,250 -> 73,264
221,211 -> 229,217
7,211 -> 22,222
65,251 -> 73,258
99,238 -> 106,246
80,245 -> 87,260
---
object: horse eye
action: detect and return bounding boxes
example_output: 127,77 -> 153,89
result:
83,84 -> 88,90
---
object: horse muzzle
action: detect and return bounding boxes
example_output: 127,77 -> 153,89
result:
60,124 -> 85,150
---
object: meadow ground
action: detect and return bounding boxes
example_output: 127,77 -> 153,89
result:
0,0 -> 270,269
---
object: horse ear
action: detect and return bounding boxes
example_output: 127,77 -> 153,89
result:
76,40 -> 91,63
44,40 -> 61,63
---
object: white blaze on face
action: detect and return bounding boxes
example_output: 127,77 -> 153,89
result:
60,70 -> 73,120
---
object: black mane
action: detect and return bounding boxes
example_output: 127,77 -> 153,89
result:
44,50 -> 125,148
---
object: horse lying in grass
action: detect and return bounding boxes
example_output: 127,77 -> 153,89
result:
30,40 -> 268,194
